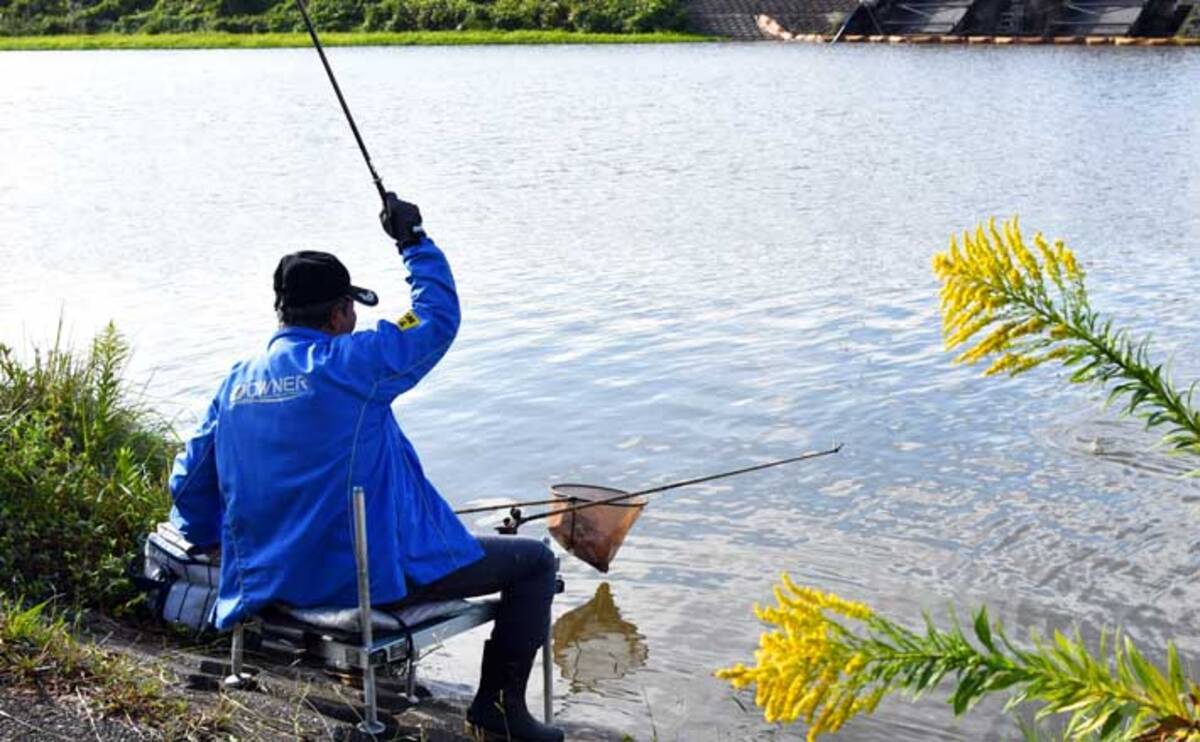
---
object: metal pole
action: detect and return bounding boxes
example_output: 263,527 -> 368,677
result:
352,486 -> 386,736
224,623 -> 247,688
831,5 -> 855,42
542,634 -> 553,723
542,536 -> 555,723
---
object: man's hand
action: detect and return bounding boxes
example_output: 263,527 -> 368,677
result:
380,192 -> 426,251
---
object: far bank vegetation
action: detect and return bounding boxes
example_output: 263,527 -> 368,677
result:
0,0 -> 688,36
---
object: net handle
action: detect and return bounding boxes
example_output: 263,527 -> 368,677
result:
504,443 -> 844,528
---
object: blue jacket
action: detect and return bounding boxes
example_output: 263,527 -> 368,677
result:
168,239 -> 484,631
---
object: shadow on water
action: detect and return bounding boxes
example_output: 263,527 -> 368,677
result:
553,582 -> 649,693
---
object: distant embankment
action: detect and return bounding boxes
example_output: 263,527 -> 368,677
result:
686,0 -> 1200,41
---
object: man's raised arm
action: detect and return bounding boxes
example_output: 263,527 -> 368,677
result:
333,193 -> 462,400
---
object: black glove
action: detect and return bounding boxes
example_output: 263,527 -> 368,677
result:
379,192 -> 425,251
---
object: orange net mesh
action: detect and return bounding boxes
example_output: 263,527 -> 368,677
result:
546,484 -> 646,573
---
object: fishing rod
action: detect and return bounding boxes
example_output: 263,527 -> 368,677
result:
456,443 -> 844,529
294,0 -> 387,203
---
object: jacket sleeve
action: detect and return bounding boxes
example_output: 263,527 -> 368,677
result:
168,394 -> 223,548
335,237 -> 462,402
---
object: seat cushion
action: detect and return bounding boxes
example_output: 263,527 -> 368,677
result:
274,605 -> 403,634
391,599 -> 473,627
271,599 -> 472,635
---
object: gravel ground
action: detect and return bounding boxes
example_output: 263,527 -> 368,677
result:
0,616 -> 622,741
0,689 -> 147,741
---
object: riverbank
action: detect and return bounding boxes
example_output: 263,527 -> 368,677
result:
0,577 -> 448,739
0,30 -> 710,51
0,603 -> 619,741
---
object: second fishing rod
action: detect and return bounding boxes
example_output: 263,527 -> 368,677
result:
456,443 -> 844,531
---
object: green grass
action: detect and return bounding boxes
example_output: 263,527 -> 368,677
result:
0,29 -> 712,50
0,324 -> 176,612
0,598 -> 231,735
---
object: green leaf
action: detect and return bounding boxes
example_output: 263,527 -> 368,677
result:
1167,643 -> 1186,695
1097,708 -> 1124,740
950,672 -> 981,715
1124,639 -> 1168,708
975,608 -> 996,654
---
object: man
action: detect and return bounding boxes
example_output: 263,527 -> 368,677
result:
168,194 -> 563,741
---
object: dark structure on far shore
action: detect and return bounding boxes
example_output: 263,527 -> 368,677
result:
686,0 -> 1200,39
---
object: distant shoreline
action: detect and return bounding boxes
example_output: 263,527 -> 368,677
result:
0,30 -> 713,51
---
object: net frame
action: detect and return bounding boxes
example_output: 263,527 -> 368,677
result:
546,484 -> 647,573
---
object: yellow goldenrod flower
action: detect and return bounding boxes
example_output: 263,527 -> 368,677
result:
844,654 -> 866,675
1008,316 -> 1047,341
945,312 -> 994,350
720,569 -> 1200,739
984,353 -> 1023,377
1034,232 -> 1062,285
716,576 -> 880,738
932,217 -> 1092,379
956,320 -> 1019,364
1061,247 -> 1080,280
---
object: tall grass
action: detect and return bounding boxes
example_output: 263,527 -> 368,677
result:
0,323 -> 176,612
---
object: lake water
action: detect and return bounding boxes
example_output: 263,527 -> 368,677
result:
3,42 -> 1200,740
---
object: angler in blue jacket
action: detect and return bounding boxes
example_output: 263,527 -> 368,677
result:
168,193 -> 563,742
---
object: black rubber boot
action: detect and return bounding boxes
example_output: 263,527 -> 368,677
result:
466,640 -> 564,742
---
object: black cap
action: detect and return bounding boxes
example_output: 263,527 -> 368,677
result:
273,251 -> 379,310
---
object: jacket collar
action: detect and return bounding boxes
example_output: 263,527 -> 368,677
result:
269,325 -> 332,348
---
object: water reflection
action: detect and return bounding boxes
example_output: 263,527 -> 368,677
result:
552,582 -> 648,692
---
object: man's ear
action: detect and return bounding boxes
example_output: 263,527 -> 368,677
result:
323,301 -> 346,333
330,298 -> 355,333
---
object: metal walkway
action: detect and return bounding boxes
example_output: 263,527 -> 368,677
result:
1045,0 -> 1146,35
873,0 -> 975,33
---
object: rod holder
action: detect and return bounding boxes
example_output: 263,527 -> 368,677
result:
353,486 -> 386,736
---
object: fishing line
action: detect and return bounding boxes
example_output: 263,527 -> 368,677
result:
294,0 -> 387,202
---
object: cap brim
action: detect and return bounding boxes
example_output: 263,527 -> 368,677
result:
348,286 -> 379,307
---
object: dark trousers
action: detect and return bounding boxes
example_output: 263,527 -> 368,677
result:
397,536 -> 556,658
